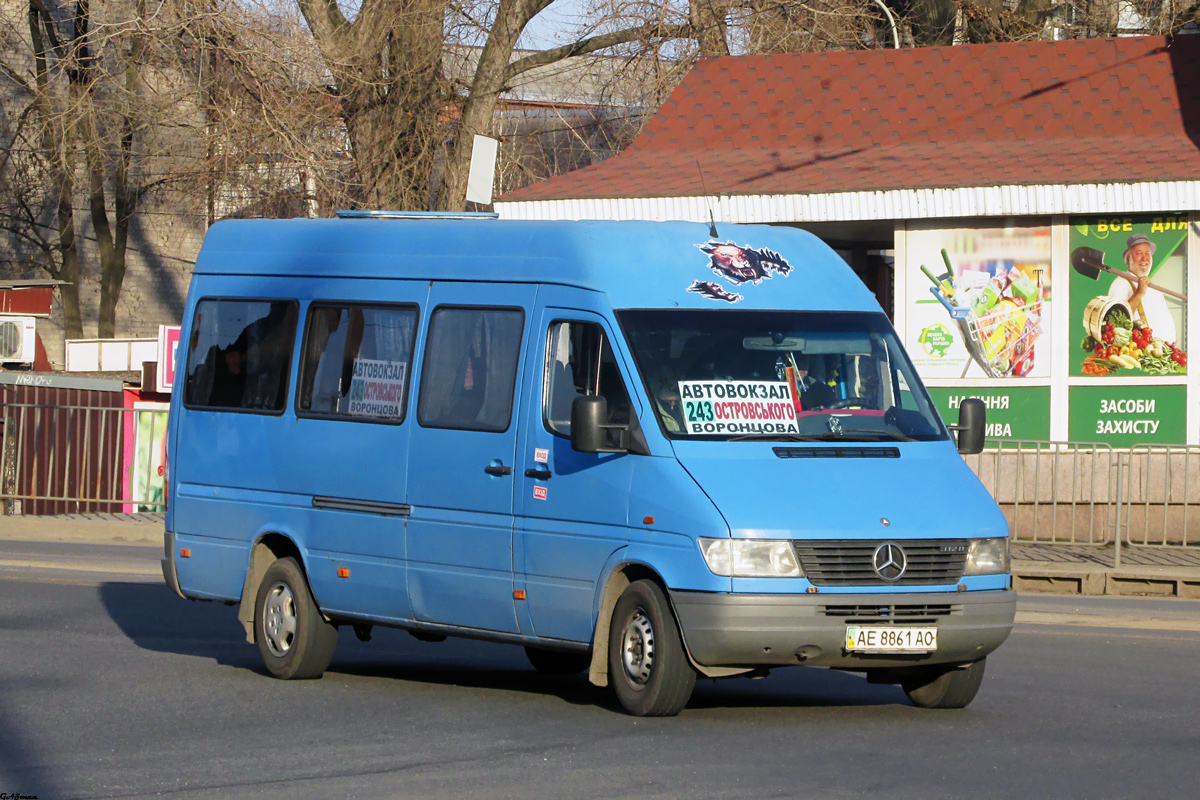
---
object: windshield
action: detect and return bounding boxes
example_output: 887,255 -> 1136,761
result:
617,310 -> 948,442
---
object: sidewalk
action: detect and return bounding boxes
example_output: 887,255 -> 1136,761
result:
3,513 -> 1200,598
0,513 -> 165,546
1013,541 -> 1200,598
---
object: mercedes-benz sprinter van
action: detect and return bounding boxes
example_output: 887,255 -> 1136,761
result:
162,214 -> 1013,716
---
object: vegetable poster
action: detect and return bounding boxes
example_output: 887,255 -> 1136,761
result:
1069,215 -> 1188,378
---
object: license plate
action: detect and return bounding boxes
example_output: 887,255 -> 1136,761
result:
845,626 -> 938,653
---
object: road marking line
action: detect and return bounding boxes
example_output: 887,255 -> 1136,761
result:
1016,610 -> 1200,632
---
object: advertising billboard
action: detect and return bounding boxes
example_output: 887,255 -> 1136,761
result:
1068,214 -> 1187,378
907,223 -> 1053,380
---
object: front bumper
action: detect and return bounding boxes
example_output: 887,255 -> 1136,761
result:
670,588 -> 1015,670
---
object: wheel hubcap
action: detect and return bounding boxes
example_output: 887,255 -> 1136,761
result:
263,581 -> 297,657
621,609 -> 655,685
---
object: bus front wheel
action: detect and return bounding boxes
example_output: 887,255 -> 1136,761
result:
254,557 -> 338,680
902,658 -> 986,709
608,579 -> 696,716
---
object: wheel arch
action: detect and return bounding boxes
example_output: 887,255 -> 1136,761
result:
588,560 -> 752,686
588,561 -> 661,687
237,532 -> 308,644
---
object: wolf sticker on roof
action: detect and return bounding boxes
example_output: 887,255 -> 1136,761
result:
688,241 -> 793,303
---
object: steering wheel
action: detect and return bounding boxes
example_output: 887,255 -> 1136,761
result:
828,397 -> 870,410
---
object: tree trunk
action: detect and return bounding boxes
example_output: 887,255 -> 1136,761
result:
298,0 -> 448,210
29,0 -> 84,339
96,0 -> 144,338
691,0 -> 730,57
435,8 -> 692,212
436,0 -> 538,211
964,0 -> 1007,42
53,178 -> 85,340
909,0 -> 957,45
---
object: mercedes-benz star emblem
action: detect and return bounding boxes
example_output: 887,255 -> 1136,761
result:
872,542 -> 907,582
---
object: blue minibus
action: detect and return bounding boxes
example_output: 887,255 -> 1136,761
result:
163,213 -> 1014,716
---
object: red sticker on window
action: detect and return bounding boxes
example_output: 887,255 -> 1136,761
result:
533,486 -> 548,500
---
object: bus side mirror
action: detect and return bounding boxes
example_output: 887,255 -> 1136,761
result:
571,395 -> 609,453
953,397 -> 986,455
571,395 -> 638,454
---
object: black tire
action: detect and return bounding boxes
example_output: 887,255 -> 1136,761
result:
254,557 -> 338,680
524,646 -> 591,675
902,658 -> 987,709
608,579 -> 696,717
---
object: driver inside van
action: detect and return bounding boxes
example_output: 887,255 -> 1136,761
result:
793,354 -> 834,410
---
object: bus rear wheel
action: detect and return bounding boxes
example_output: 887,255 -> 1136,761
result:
254,557 -> 338,680
902,658 -> 987,709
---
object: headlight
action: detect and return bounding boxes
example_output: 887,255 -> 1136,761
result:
964,537 -> 1010,575
699,538 -> 803,577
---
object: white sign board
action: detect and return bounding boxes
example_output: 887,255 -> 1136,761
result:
347,358 -> 407,418
466,134 -> 499,205
678,380 -> 799,436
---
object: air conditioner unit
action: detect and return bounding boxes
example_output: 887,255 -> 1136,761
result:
0,315 -> 37,363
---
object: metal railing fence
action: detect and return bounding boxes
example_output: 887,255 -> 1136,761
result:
963,439 -> 1200,570
1116,445 -> 1200,549
0,402 -> 167,515
963,440 -> 1118,546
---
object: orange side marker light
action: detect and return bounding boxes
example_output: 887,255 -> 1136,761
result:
180,548 -> 191,558
643,516 -> 655,525
337,567 -> 350,579
513,589 -> 526,600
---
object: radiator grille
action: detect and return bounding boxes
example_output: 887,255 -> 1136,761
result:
794,539 -> 968,587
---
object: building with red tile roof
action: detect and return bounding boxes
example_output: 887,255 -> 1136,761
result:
497,35 -> 1200,446
497,35 -> 1199,229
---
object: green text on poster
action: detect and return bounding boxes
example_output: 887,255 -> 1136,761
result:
1067,385 -> 1186,446
926,386 -> 1051,441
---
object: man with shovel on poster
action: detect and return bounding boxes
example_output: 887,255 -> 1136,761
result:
1106,234 -> 1177,343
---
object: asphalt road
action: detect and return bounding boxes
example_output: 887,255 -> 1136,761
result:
2,540 -> 1200,799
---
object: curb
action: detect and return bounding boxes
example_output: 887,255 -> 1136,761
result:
0,514 -> 164,547
1013,561 -> 1200,598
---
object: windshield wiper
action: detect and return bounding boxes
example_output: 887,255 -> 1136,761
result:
727,433 -> 827,442
810,430 -> 917,442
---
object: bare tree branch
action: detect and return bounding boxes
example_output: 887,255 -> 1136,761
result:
505,21 -> 691,81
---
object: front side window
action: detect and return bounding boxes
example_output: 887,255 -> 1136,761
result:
184,299 -> 297,412
544,321 -> 632,440
618,309 -> 947,442
298,304 -> 418,423
418,307 -> 524,432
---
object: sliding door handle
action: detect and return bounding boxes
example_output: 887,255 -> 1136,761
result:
524,468 -> 552,480
484,464 -> 513,476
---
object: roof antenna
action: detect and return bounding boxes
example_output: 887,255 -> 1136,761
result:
696,160 -> 719,239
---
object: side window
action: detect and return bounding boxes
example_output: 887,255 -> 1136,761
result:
417,306 -> 524,432
298,304 -> 418,423
184,299 -> 297,412
544,321 -> 632,440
